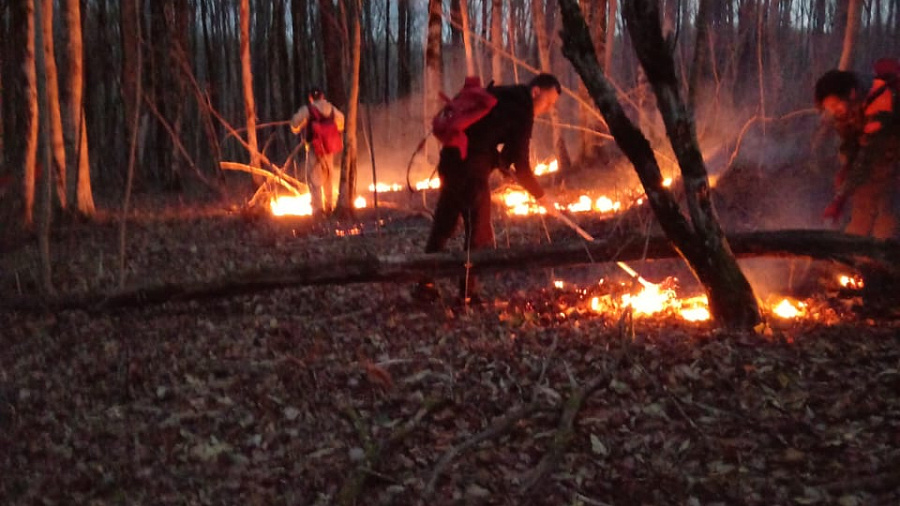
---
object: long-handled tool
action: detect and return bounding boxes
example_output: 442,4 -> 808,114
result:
545,204 -> 654,288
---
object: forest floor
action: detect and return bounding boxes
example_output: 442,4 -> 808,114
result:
1,189 -> 899,506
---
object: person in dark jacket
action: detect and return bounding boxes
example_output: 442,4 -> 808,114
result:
420,73 -> 562,303
816,68 -> 899,239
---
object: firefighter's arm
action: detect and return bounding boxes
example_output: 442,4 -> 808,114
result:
505,120 -> 545,200
290,107 -> 309,135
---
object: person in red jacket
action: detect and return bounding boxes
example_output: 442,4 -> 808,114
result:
419,73 -> 562,304
816,65 -> 899,240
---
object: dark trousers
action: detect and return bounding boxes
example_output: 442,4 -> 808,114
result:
425,149 -> 494,295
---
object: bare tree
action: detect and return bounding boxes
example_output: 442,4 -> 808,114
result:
320,0 -> 346,107
336,0 -> 361,218
490,0 -> 503,83
838,0 -> 862,70
23,0 -> 39,226
40,0 -> 67,210
240,0 -> 261,183
532,0 -> 571,174
66,0 -> 94,218
558,0 -> 762,329
425,0 -> 444,120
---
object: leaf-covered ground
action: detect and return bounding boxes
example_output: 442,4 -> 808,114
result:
2,200 -> 899,505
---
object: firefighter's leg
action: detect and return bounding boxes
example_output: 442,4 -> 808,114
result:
308,156 -> 326,216
321,154 -> 334,214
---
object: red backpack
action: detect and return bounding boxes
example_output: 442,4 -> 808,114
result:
308,104 -> 343,156
432,76 -> 498,159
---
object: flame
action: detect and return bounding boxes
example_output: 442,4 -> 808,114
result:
368,182 -> 404,192
534,159 -> 559,176
838,274 -> 864,290
663,177 -> 673,187
622,283 -> 677,315
553,280 -> 564,289
270,194 -> 313,216
771,298 -> 806,319
415,177 -> 441,190
566,195 -> 622,214
501,189 -> 547,216
354,196 -> 367,209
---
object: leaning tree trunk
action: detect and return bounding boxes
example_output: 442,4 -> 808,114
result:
23,0 -> 39,226
239,0 -> 261,183
35,0 -> 54,293
66,0 -> 94,218
558,0 -> 761,330
40,0 -> 67,210
335,0 -> 361,218
532,0 -> 572,176
837,0 -> 862,71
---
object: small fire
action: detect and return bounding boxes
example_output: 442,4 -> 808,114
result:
502,189 -> 547,216
622,282 -> 676,315
771,298 -> 806,319
566,195 -> 622,214
553,280 -> 565,289
368,182 -> 404,192
354,196 -> 367,209
270,194 -> 313,216
534,159 -> 559,176
414,177 -> 441,191
838,274 -> 864,290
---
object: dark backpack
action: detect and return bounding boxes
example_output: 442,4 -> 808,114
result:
307,103 -> 343,156
431,76 -> 498,159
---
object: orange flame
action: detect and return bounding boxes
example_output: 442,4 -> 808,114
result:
270,194 -> 313,216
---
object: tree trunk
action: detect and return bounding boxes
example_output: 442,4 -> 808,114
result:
490,0 -> 503,83
12,230 -> 899,313
425,0 -> 443,121
121,0 -> 140,180
397,0 -> 412,97
336,0 -> 361,218
533,0 -> 572,175
35,0 -> 54,293
40,0 -> 67,210
459,0 -> 475,76
558,0 -> 762,329
23,0 -> 39,226
240,0 -> 261,182
837,0 -> 862,71
320,0 -> 346,107
66,0 -> 94,218
605,0 -> 617,72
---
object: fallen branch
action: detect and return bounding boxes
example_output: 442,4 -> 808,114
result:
219,162 -> 307,197
337,399 -> 447,506
4,230 -> 899,313
518,373 -> 610,494
424,401 -> 544,497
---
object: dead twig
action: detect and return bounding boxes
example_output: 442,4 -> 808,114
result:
424,401 -> 543,497
338,399 -> 447,506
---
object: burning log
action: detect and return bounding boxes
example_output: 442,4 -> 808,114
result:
5,230 -> 898,313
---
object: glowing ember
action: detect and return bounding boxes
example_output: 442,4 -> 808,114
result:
771,298 -> 806,319
534,159 -> 559,176
663,177 -> 673,187
553,280 -> 564,289
354,196 -> 367,209
839,274 -> 864,290
270,194 -> 313,216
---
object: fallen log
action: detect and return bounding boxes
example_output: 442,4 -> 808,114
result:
4,230 -> 899,313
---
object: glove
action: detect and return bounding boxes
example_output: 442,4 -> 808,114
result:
822,194 -> 848,223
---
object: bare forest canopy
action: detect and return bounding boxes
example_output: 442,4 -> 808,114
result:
2,0 -> 899,207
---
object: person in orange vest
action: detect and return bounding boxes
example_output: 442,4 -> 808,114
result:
290,87 -> 345,217
815,61 -> 899,240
